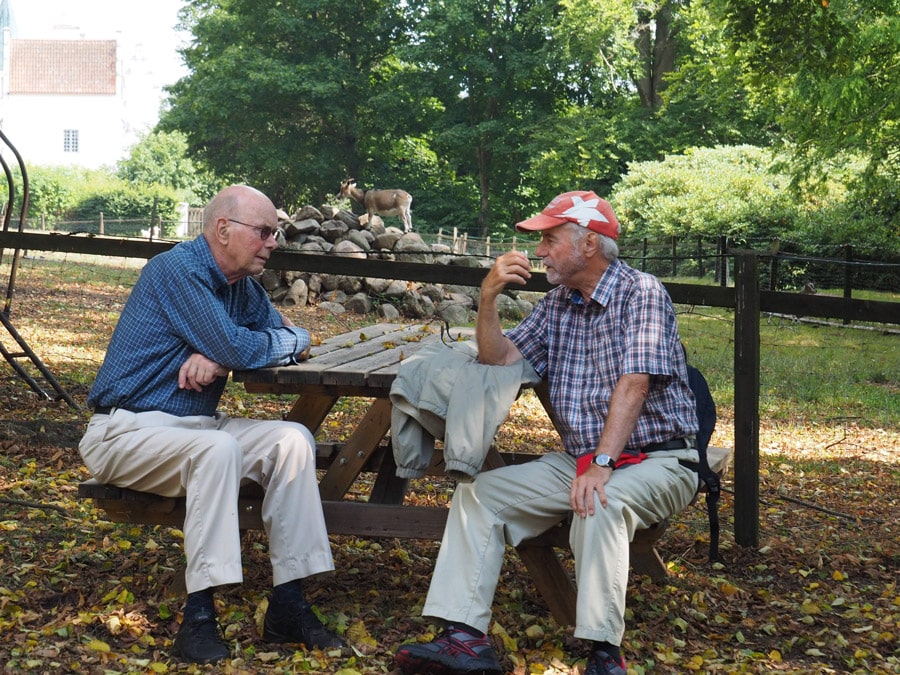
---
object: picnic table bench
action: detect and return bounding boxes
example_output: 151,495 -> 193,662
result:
78,322 -> 732,627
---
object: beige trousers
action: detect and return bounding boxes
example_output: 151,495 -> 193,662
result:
421,448 -> 699,644
79,409 -> 334,593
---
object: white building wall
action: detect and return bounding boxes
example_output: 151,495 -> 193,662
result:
0,0 -> 186,170
2,92 -> 129,169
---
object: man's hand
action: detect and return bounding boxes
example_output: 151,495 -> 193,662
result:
570,464 -> 613,517
178,353 -> 229,392
281,314 -> 311,360
482,251 -> 532,300
476,251 -> 531,366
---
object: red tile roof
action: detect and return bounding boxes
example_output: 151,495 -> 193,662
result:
9,39 -> 116,95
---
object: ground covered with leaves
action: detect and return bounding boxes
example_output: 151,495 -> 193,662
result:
0,262 -> 898,674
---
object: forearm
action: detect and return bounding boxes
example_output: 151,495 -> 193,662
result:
475,252 -> 530,365
595,373 -> 650,458
475,290 -> 517,365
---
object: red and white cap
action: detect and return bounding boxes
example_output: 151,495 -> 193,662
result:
515,190 -> 620,240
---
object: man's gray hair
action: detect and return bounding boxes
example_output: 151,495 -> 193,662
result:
569,223 -> 619,261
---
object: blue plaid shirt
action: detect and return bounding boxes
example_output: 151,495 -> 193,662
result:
87,236 -> 310,416
507,258 -> 697,457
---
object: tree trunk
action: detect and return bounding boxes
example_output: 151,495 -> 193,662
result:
634,2 -> 678,110
477,144 -> 492,239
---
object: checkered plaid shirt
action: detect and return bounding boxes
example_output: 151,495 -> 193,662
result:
507,258 -> 697,457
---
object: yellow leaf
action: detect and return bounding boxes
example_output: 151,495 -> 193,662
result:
832,570 -> 845,581
718,581 -> 740,596
525,624 -> 544,639
105,615 -> 122,635
685,654 -> 704,670
87,638 -> 111,652
491,622 -> 518,652
149,662 -> 168,673
769,649 -> 782,662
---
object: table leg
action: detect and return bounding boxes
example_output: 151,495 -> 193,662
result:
318,398 -> 393,500
285,394 -> 338,432
369,447 -> 410,505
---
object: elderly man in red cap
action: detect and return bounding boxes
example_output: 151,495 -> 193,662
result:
394,191 -> 700,675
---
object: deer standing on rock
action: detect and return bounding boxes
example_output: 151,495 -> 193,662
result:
338,178 -> 413,232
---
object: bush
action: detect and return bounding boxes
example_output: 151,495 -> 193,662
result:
610,145 -> 799,240
69,183 -> 180,237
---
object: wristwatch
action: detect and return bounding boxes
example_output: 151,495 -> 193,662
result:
592,453 -> 616,469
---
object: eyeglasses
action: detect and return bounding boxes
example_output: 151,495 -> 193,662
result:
227,218 -> 279,241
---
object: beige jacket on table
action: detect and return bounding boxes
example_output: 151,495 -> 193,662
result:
390,340 -> 542,480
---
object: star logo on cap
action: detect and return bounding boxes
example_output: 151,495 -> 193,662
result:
562,196 -> 610,228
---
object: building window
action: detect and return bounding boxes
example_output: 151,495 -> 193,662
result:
63,130 -> 79,153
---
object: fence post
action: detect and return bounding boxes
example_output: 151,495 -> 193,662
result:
769,239 -> 780,291
99,212 -> 104,235
716,236 -> 729,286
843,244 -> 853,325
437,228 -> 444,247
486,236 -> 490,259
641,238 -> 648,272
453,227 -> 459,254
671,235 -> 677,278
733,251 -> 760,549
697,236 -> 704,279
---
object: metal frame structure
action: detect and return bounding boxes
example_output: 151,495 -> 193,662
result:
0,128 -> 78,408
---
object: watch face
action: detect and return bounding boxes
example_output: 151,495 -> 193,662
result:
594,454 -> 614,468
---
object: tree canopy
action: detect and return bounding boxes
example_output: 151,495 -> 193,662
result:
158,0 -> 899,248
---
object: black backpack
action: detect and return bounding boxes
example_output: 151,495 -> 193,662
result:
684,362 -> 722,562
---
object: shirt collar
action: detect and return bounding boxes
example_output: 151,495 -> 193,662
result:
190,235 -> 230,290
566,258 -> 622,308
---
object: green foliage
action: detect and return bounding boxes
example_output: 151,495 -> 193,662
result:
610,145 -> 797,241
6,165 -> 82,221
655,2 -> 776,151
142,0 -> 898,245
70,183 -> 180,236
161,0 -> 410,208
400,0 -> 562,236
117,130 -> 221,203
709,0 -> 900,204
3,165 -> 122,225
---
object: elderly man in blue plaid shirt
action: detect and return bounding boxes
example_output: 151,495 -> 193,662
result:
395,191 -> 700,675
79,185 -> 347,664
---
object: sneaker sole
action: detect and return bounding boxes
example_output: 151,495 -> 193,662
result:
395,650 -> 501,675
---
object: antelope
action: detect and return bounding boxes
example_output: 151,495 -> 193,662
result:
338,178 -> 413,232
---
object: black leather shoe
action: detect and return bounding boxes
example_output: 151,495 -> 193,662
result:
263,599 -> 348,653
171,610 -> 229,664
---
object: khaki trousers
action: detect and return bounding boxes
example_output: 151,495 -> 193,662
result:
421,448 -> 699,644
79,409 -> 334,593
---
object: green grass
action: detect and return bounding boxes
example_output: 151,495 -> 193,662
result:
676,306 -> 898,428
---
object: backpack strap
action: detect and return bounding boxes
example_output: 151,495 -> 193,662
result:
685,363 -> 721,562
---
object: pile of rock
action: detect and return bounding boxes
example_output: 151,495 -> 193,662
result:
257,204 -> 538,324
